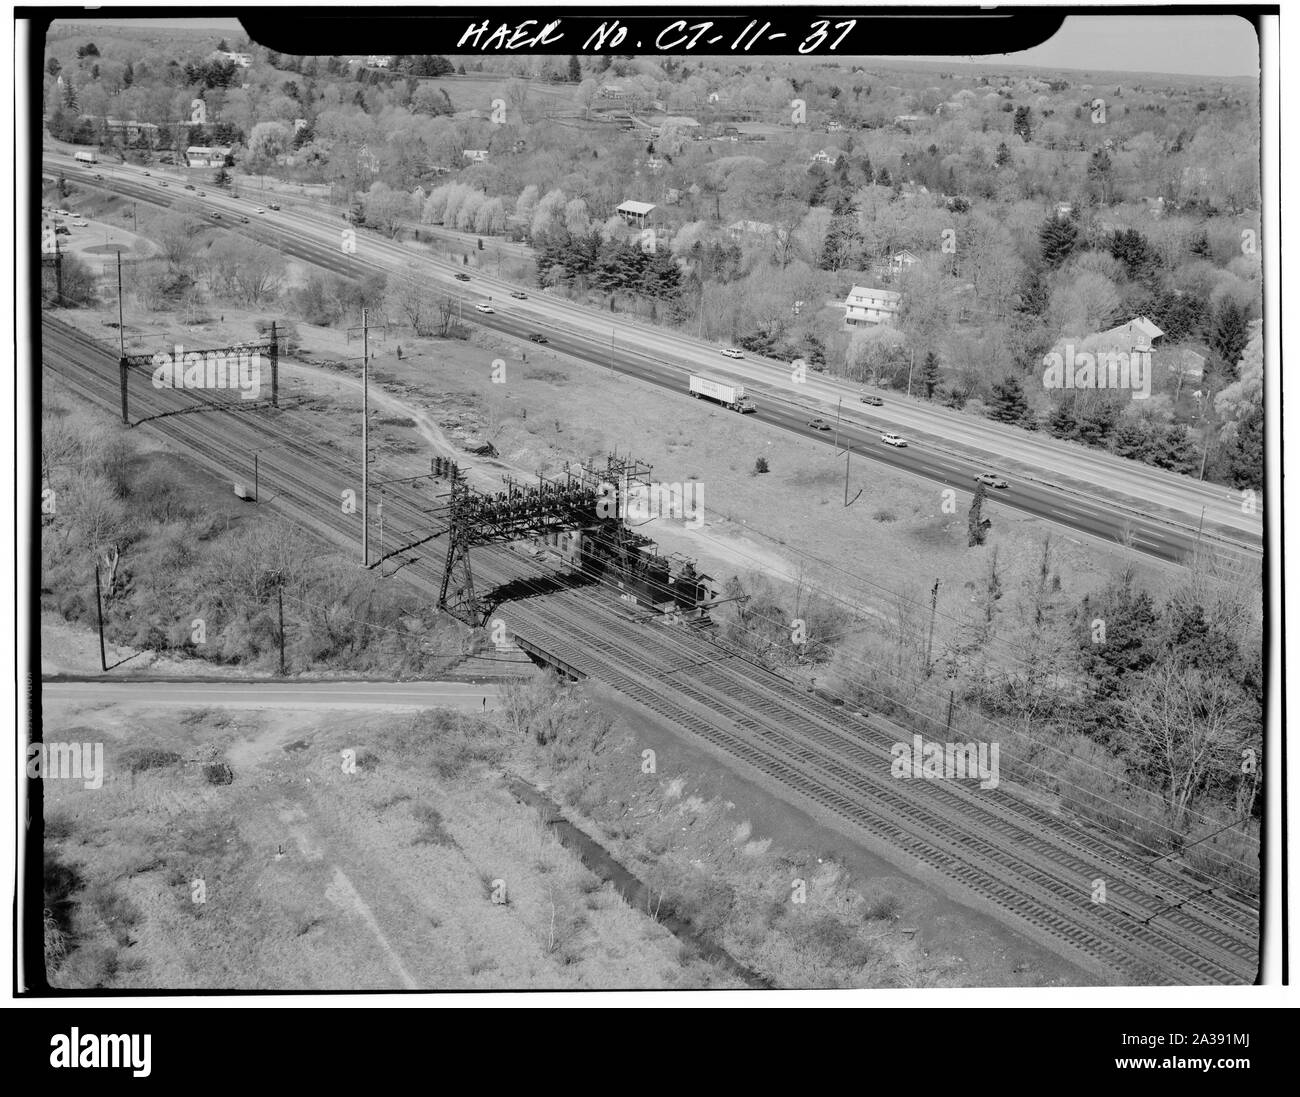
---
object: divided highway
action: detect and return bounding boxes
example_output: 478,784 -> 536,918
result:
44,152 -> 1263,572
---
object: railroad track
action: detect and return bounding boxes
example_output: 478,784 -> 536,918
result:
40,315 -> 1260,985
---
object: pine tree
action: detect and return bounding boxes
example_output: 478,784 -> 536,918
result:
1037,214 -> 1078,268
1047,400 -> 1076,438
921,351 -> 940,399
122,61 -> 133,86
995,141 -> 1011,167
1210,300 -> 1249,374
568,55 -> 581,82
62,78 -> 79,114
987,376 -> 1029,423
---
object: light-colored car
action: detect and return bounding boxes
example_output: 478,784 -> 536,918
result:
71,219 -> 88,227
860,394 -> 884,406
255,207 -> 266,214
881,432 -> 908,448
974,473 -> 1009,489
721,347 -> 745,359
475,303 -> 494,314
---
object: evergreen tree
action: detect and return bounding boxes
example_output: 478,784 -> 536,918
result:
567,55 -> 581,82
995,141 -> 1011,167
1047,400 -> 1076,438
1013,105 -> 1033,142
921,350 -> 940,399
987,376 -> 1029,423
1210,300 -> 1250,373
1037,214 -> 1078,268
1222,402 -> 1263,489
122,61 -> 133,86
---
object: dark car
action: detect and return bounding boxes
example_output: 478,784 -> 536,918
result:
54,225 -> 70,235
158,180 -> 168,187
184,184 -> 196,191
142,170 -> 151,176
268,203 -> 281,211
454,272 -> 471,282
197,190 -> 206,196
510,290 -> 528,300
211,211 -> 223,219
807,418 -> 833,431
860,394 -> 884,406
527,332 -> 549,344
974,473 -> 1009,489
237,216 -> 250,224
93,173 -> 103,180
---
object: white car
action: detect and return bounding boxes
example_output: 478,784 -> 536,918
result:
475,303 -> 494,314
255,207 -> 266,214
721,347 -> 745,359
881,432 -> 908,448
71,219 -> 88,227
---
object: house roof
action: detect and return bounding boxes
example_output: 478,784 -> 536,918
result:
617,200 -> 656,215
846,285 -> 902,303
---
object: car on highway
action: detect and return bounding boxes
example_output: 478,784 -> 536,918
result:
184,184 -> 196,191
93,173 -> 103,180
974,473 -> 1009,489
881,432 -> 908,447
237,216 -> 250,224
255,207 -> 266,214
721,347 -> 745,359
268,203 -> 281,211
71,219 -> 88,227
475,303 -> 494,314
454,272 -> 471,281
510,291 -> 528,300
527,333 -> 549,344
197,190 -> 206,196
860,394 -> 884,406
211,212 -> 223,219
142,171 -> 151,176
158,180 -> 168,187
54,225 -> 70,235
807,418 -> 833,432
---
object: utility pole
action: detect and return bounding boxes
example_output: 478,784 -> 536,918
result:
94,562 -> 107,672
906,348 -> 915,398
269,319 -> 279,407
362,307 -> 370,567
843,444 -> 851,506
116,251 -> 125,359
925,578 -> 940,675
945,688 -> 955,735
377,489 -> 384,576
254,452 -> 260,503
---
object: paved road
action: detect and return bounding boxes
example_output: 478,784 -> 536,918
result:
42,679 -> 503,711
46,151 -> 1263,568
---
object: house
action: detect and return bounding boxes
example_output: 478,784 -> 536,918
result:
893,115 -> 921,126
1098,316 -> 1164,353
1168,347 -> 1207,382
1053,201 -> 1074,220
185,145 -> 232,168
616,200 -> 656,228
826,120 -> 844,133
885,249 -> 919,274
462,149 -> 489,163
84,117 -> 161,146
727,219 -> 774,241
216,50 -> 252,67
843,285 -> 902,328
808,148 -> 836,165
366,55 -> 391,68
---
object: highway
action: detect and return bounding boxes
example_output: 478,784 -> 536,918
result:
42,679 -> 503,710
44,151 -> 1263,571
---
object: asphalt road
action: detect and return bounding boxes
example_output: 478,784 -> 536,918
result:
43,152 -> 1262,569
42,679 -> 503,711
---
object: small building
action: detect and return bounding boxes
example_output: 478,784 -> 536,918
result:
216,50 -> 252,67
616,200 -> 656,228
366,55 -> 392,68
1099,316 -> 1164,353
843,285 -> 902,328
186,145 -> 232,168
808,148 -> 836,165
462,149 -> 489,163
826,120 -> 844,133
727,219 -> 774,241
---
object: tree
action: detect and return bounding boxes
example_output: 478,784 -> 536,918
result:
987,376 -> 1029,424
967,481 -> 992,547
46,57 -> 61,77
1037,214 -> 1078,269
567,55 -> 582,82
1013,105 -> 1032,142
995,141 -> 1011,167
1210,300 -> 1250,373
920,350 -> 940,399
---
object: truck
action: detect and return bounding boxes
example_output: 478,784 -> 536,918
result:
74,150 -> 97,164
689,374 -> 756,413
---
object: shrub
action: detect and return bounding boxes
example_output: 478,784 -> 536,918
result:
754,456 -> 769,474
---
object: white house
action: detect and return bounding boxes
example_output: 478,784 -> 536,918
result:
1098,316 -> 1164,353
216,50 -> 252,67
843,285 -> 902,328
185,145 -> 232,168
366,55 -> 392,68
616,200 -> 656,228
462,149 -> 489,163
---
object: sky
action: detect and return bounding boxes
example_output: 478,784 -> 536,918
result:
50,11 -> 1262,79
